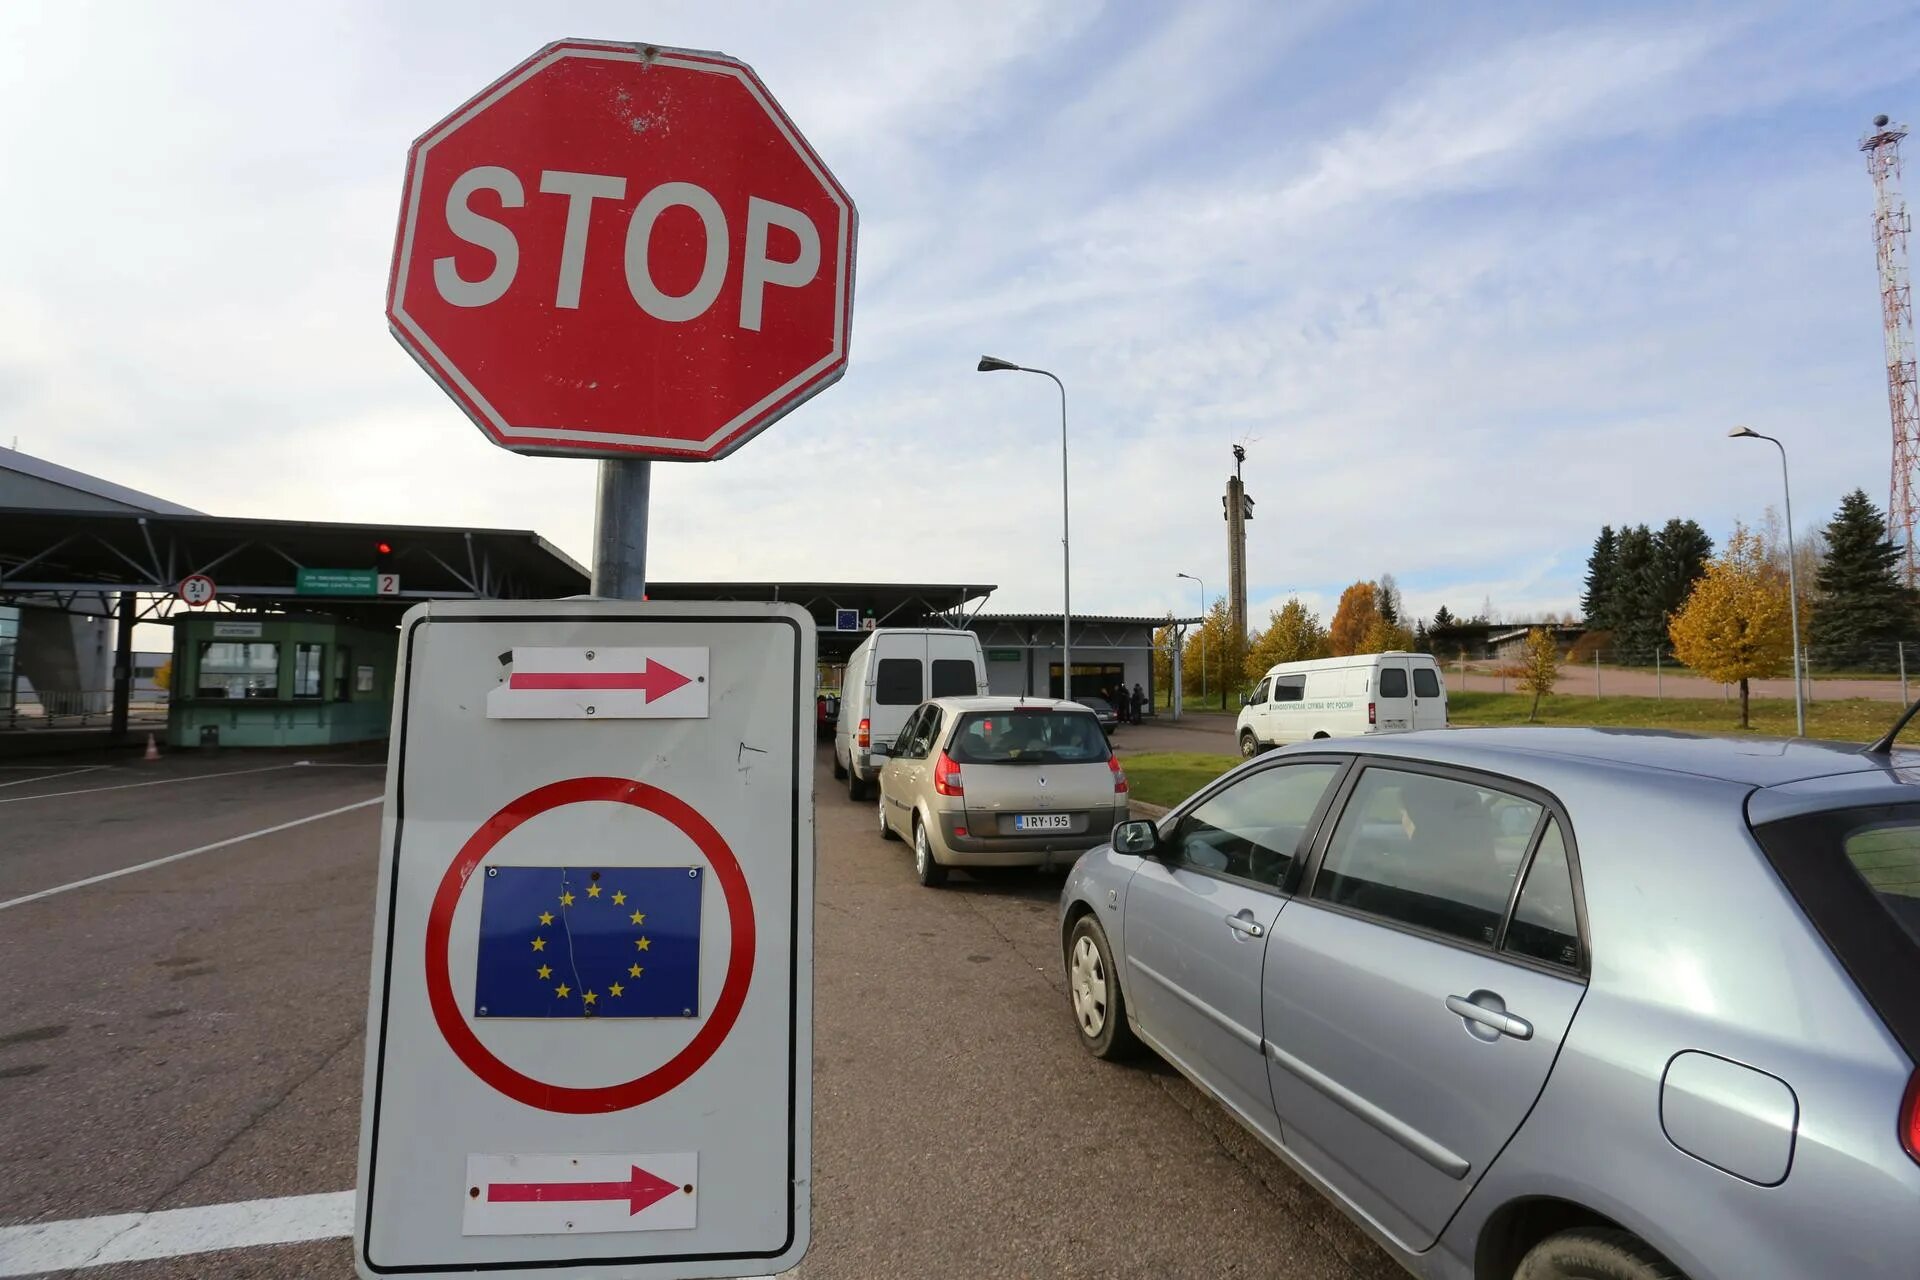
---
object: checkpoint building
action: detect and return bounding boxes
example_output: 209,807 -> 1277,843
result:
1,448 -> 1170,752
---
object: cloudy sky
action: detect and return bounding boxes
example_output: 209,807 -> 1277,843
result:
3,1 -> 1918,630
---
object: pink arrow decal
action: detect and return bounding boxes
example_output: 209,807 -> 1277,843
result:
510,658 -> 692,703
487,1163 -> 680,1216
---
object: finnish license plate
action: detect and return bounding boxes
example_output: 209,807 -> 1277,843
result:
1015,813 -> 1072,831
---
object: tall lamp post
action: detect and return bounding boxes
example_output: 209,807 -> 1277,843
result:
1177,571 -> 1207,701
1729,426 -> 1806,737
978,356 -> 1072,699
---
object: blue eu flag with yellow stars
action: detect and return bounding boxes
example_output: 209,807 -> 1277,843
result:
474,866 -> 702,1019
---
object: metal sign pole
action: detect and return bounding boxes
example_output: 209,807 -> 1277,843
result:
591,459 -> 651,600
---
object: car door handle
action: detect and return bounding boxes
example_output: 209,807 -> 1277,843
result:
1223,912 -> 1265,939
1446,994 -> 1532,1040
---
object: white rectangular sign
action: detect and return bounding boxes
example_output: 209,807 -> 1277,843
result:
487,646 -> 710,720
463,1152 -> 699,1236
211,619 -> 263,638
356,601 -> 813,1280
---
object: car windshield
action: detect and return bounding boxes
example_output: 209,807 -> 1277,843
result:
948,710 -> 1111,765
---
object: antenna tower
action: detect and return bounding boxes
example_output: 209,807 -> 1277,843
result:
1863,114 -> 1920,584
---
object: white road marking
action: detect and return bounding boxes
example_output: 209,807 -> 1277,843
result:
0,797 -> 382,912
0,1192 -> 779,1275
0,762 -> 307,805
0,1191 -> 352,1274
0,766 -> 108,790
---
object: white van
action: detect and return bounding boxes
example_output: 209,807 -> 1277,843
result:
1235,651 -> 1447,756
833,628 -> 988,799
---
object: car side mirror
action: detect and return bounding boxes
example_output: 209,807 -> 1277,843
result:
869,741 -> 890,760
1113,820 -> 1159,856
1241,693 -> 1252,706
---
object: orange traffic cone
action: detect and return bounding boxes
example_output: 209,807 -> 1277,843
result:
143,733 -> 161,762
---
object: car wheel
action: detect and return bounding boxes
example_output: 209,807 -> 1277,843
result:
848,765 -> 871,802
1514,1228 -> 1684,1280
1066,915 -> 1137,1059
912,818 -> 948,887
877,791 -> 898,841
1239,729 -> 1259,758
832,750 -> 847,781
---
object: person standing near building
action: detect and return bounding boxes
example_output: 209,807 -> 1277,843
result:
1130,682 -> 1145,724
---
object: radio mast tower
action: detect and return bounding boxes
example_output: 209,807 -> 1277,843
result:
1863,114 -> 1920,584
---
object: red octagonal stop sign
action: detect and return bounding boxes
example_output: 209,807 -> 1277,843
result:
387,40 -> 857,461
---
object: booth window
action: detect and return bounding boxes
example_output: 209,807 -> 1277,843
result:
197,642 -> 280,699
293,643 -> 324,699
332,645 -> 354,701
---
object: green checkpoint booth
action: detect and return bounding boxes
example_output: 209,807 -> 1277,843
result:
169,612 -> 399,748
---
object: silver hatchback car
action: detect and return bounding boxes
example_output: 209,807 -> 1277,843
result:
1059,728 -> 1920,1280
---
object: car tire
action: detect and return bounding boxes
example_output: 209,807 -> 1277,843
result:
1066,914 -> 1137,1060
1514,1228 -> 1684,1280
1239,729 -> 1260,758
912,817 -> 948,887
848,765 -> 872,802
832,750 -> 847,781
877,792 -> 899,841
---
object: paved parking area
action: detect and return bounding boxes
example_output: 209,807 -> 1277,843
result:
0,744 -> 1395,1279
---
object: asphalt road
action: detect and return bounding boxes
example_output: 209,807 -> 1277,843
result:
0,744 -> 1396,1279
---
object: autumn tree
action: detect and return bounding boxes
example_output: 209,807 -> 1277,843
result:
1517,627 -> 1560,722
1667,524 -> 1794,729
1361,615 -> 1415,654
1151,615 -> 1176,696
1328,581 -> 1379,657
1182,598 -> 1248,704
153,660 -> 172,692
1244,598 -> 1328,682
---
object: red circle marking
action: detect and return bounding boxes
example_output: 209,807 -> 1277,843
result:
178,575 -> 215,606
423,776 -> 757,1114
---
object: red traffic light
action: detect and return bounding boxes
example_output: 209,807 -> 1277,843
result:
376,541 -> 393,555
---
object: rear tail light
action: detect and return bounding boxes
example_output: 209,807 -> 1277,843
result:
857,718 -> 871,748
1902,1070 -> 1920,1166
933,751 -> 964,796
1368,701 -> 1376,726
1110,755 -> 1129,795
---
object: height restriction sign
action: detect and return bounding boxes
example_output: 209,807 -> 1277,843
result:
355,601 -> 815,1279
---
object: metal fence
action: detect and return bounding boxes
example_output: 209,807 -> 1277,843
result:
3,690 -> 170,731
1454,642 -> 1920,704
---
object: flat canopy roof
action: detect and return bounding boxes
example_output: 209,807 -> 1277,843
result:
0,507 -> 588,623
644,581 -> 997,662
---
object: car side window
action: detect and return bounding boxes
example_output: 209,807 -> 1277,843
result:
1413,667 -> 1440,698
892,706 -> 927,757
910,708 -> 943,758
1503,817 -> 1581,969
1169,762 -> 1341,889
1274,674 -> 1306,703
1313,767 -> 1538,947
1248,678 -> 1270,706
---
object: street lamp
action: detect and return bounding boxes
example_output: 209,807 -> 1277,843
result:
978,355 -> 1072,699
1729,425 -> 1806,736
1177,571 -> 1207,700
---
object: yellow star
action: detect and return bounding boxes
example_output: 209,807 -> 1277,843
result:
582,989 -> 598,1005
559,891 -> 575,907
636,936 -> 651,952
537,964 -> 552,979
608,982 -> 624,997
629,910 -> 645,925
531,936 -> 547,952
629,963 -> 644,978
538,911 -> 554,926
611,890 -> 626,905
554,983 -> 571,998
586,883 -> 601,898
